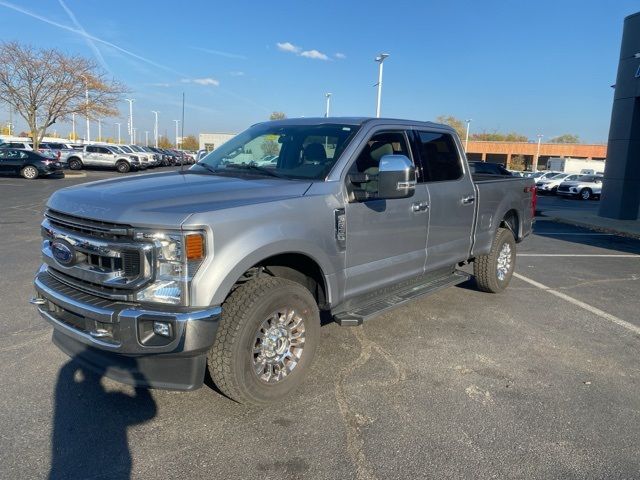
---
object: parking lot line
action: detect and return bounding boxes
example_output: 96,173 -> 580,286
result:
513,272 -> 640,335
536,232 -> 614,236
517,254 -> 640,257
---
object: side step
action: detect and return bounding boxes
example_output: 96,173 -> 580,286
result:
333,271 -> 471,326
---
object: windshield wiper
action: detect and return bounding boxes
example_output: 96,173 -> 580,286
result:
195,161 -> 219,174
224,163 -> 288,179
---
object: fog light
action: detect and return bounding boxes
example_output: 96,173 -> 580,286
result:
153,321 -> 171,337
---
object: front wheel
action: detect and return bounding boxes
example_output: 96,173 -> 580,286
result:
473,227 -> 516,293
116,160 -> 131,173
68,158 -> 82,170
21,165 -> 39,179
580,188 -> 592,200
207,276 -> 320,405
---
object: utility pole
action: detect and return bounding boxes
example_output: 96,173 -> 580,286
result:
173,119 -> 180,149
71,113 -> 76,141
114,122 -> 121,144
375,53 -> 390,118
132,128 -> 137,145
97,119 -> 102,142
325,93 -> 332,117
81,75 -> 90,142
465,119 -> 472,151
534,134 -> 543,172
151,110 -> 159,148
125,98 -> 135,144
145,130 -> 149,146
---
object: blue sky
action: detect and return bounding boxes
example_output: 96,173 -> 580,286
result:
0,0 -> 638,143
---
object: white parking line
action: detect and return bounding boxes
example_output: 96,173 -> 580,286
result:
536,232 -> 614,236
513,272 -> 640,335
518,254 -> 640,258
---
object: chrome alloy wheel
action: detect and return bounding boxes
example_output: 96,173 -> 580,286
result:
23,166 -> 38,179
496,242 -> 512,281
253,308 -> 306,383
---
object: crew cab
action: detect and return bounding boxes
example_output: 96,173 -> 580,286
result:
66,145 -> 141,173
557,174 -> 603,200
31,118 -> 535,405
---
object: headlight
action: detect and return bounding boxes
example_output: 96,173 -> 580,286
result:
134,230 -> 206,305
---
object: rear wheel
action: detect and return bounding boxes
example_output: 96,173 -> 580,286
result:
68,158 -> 82,170
473,227 -> 516,293
116,160 -> 131,173
21,165 -> 39,179
207,276 -> 320,405
580,188 -> 592,200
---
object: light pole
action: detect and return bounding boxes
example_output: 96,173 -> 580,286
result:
81,75 -> 90,142
325,93 -> 332,117
132,128 -> 137,145
97,119 -> 102,142
125,98 -> 135,144
71,113 -> 76,141
534,134 -> 543,172
375,53 -> 389,118
114,122 -> 121,144
151,110 -> 159,148
173,119 -> 180,149
465,119 -> 472,151
145,131 -> 149,147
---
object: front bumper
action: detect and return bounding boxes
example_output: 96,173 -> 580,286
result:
32,265 -> 221,390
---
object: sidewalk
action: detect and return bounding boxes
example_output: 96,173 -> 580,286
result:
540,208 -> 640,238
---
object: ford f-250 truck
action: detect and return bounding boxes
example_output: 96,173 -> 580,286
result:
31,118 -> 535,405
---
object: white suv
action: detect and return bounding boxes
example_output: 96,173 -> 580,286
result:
536,173 -> 581,194
557,175 -> 603,200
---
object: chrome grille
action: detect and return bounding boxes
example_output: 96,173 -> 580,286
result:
45,209 -> 132,239
558,185 -> 570,192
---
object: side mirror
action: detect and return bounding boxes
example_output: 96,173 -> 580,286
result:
377,155 -> 416,199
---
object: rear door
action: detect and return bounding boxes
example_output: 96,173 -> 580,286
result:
413,130 -> 475,272
0,149 -> 25,174
343,129 -> 429,298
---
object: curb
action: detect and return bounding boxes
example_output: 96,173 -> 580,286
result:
543,215 -> 640,240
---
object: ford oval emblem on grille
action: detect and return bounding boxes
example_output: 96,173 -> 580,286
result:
51,240 -> 75,267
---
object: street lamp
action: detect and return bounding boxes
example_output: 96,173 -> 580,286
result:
125,98 -> 135,144
97,119 -> 102,142
80,75 -> 90,142
173,119 -> 180,149
114,122 -> 121,144
145,130 -> 149,147
325,93 -> 332,117
375,53 -> 390,118
534,134 -> 543,172
465,119 -> 472,151
132,127 -> 137,145
151,111 -> 160,148
71,113 -> 76,141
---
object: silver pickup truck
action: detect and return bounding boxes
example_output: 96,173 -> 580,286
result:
66,144 -> 141,173
31,118 -> 535,405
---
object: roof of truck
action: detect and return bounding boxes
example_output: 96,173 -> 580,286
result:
255,117 -> 454,131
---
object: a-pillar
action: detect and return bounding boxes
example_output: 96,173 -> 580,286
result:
599,11 -> 640,220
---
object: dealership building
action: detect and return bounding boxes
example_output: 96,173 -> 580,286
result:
199,133 -> 236,152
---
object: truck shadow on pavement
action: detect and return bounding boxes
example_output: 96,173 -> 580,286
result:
49,355 -> 157,480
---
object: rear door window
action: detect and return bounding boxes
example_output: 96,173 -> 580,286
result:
415,131 -> 463,182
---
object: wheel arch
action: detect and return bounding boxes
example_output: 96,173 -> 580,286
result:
499,208 -> 521,242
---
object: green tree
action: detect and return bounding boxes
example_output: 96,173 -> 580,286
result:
549,134 -> 580,144
471,131 -> 528,142
435,115 -> 466,139
181,135 -> 199,150
158,136 -> 174,148
269,111 -> 287,120
0,42 -> 126,149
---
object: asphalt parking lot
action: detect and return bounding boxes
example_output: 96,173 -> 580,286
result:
1,171 -> 639,479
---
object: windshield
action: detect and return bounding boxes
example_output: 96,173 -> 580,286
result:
577,175 -> 601,182
194,123 -> 361,180
119,145 -> 133,153
129,145 -> 143,152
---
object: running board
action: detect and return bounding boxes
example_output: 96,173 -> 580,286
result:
333,271 -> 471,326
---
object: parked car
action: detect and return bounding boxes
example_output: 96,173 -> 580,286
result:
32,117 -> 535,405
127,145 -> 160,167
40,142 -> 76,165
66,144 -> 141,173
469,161 -> 512,176
557,175 -> 603,200
0,148 -> 63,179
116,145 -> 150,169
536,173 -> 581,194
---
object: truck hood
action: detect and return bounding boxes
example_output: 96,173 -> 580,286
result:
47,170 -> 312,227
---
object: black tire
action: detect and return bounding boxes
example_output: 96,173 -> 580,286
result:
580,188 -> 592,200
21,165 -> 39,179
473,227 -> 516,293
116,160 -> 131,173
68,157 -> 82,170
207,276 -> 320,405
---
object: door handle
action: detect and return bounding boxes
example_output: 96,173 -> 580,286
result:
411,202 -> 430,212
461,196 -> 475,205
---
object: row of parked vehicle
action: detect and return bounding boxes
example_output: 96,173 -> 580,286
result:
531,171 -> 604,200
0,140 -> 196,178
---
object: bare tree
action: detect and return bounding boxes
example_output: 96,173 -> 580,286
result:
269,111 -> 287,120
0,42 -> 126,149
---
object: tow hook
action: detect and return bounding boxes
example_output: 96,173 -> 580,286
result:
29,297 -> 47,306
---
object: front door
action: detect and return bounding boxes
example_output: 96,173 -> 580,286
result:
413,130 -> 475,272
344,130 -> 428,299
0,149 -> 24,174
